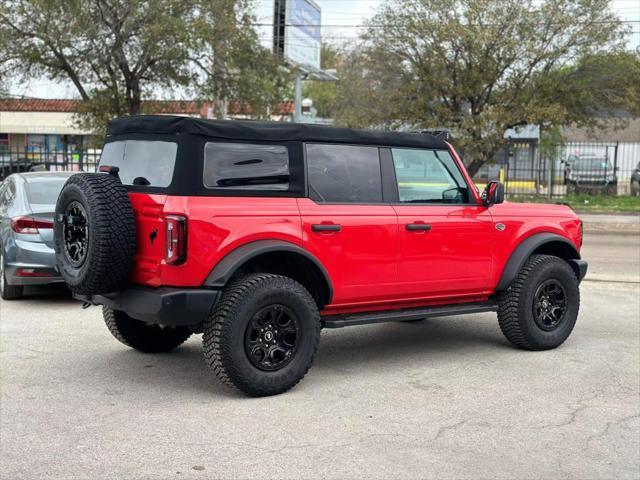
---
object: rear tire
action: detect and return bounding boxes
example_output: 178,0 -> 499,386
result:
0,251 -> 23,300
203,274 -> 320,397
103,307 -> 192,353
497,254 -> 579,351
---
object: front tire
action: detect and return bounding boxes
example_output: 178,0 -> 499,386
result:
103,307 -> 192,353
497,254 -> 579,351
203,274 -> 321,397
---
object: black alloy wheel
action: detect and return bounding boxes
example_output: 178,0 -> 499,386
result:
245,304 -> 299,371
532,279 -> 567,331
62,201 -> 89,268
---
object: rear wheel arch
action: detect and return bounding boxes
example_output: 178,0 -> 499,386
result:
204,240 -> 333,309
496,233 -> 581,291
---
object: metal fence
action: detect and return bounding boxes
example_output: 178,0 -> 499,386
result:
0,148 -> 101,180
2,142 -> 638,198
472,141 -> 640,198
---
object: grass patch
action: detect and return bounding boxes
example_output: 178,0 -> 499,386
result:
509,194 -> 640,213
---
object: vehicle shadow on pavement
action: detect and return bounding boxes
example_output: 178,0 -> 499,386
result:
315,315 -> 508,373
17,284 -> 75,303
82,342 -> 240,398
77,314 -> 507,398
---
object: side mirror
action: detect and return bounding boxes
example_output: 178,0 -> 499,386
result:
482,181 -> 505,206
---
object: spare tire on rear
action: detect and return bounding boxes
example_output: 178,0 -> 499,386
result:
54,173 -> 136,295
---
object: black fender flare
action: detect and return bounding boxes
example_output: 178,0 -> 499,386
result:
204,240 -> 333,303
496,233 -> 581,291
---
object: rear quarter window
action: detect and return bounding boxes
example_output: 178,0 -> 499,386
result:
99,140 -> 177,187
203,142 -> 290,190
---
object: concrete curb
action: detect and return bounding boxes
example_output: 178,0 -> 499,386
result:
580,213 -> 640,235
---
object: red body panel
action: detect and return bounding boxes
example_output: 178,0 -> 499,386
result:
162,196 -> 300,287
129,193 -> 168,287
297,198 -> 398,310
127,145 -> 582,315
393,204 -> 494,298
487,201 -> 582,288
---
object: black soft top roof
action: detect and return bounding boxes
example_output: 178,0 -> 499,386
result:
107,115 -> 448,150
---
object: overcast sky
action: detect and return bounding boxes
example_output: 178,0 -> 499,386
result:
7,0 -> 640,99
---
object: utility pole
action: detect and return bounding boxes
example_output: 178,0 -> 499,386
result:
294,71 -> 304,123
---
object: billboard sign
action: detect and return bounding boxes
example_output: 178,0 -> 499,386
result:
284,0 -> 321,70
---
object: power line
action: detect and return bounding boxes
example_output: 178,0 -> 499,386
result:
253,19 -> 640,28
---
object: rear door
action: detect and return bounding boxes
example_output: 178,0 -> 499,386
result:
298,144 -> 398,309
388,147 -> 494,299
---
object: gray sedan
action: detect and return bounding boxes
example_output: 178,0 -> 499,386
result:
0,172 -> 75,299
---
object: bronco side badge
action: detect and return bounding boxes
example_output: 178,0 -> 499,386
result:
495,223 -> 506,231
149,228 -> 158,245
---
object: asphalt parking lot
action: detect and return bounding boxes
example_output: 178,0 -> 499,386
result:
1,231 -> 639,479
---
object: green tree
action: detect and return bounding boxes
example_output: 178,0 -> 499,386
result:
0,0 -> 291,134
333,0 -> 632,175
189,0 -> 290,120
0,0 -> 194,134
302,43 -> 341,118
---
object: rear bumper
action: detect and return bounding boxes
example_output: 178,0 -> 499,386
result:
75,285 -> 220,326
4,239 -> 62,286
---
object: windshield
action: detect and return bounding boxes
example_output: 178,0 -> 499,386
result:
569,156 -> 613,171
25,176 -> 69,207
99,140 -> 177,187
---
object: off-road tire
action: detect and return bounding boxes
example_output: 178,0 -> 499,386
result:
0,251 -> 23,300
497,254 -> 579,351
103,307 -> 192,353
203,274 -> 321,397
54,173 -> 136,295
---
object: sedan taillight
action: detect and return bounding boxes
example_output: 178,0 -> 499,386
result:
165,215 -> 187,265
10,216 -> 54,234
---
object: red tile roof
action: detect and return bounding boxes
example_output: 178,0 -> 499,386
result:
0,98 -> 79,112
0,98 -> 295,116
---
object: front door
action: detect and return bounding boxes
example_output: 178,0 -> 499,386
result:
298,143 -> 398,310
388,147 -> 494,300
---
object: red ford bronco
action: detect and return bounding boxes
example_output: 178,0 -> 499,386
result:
54,116 -> 587,397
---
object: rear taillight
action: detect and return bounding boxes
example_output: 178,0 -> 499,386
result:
165,215 -> 187,265
10,216 -> 54,234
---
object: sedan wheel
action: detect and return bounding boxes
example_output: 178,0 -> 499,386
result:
0,250 -> 24,300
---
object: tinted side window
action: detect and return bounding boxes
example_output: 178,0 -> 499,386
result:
204,142 -> 289,190
306,144 -> 382,203
391,149 -> 469,203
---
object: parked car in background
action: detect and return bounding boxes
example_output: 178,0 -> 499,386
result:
631,162 -> 640,197
564,154 -> 617,195
0,172 -> 74,299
